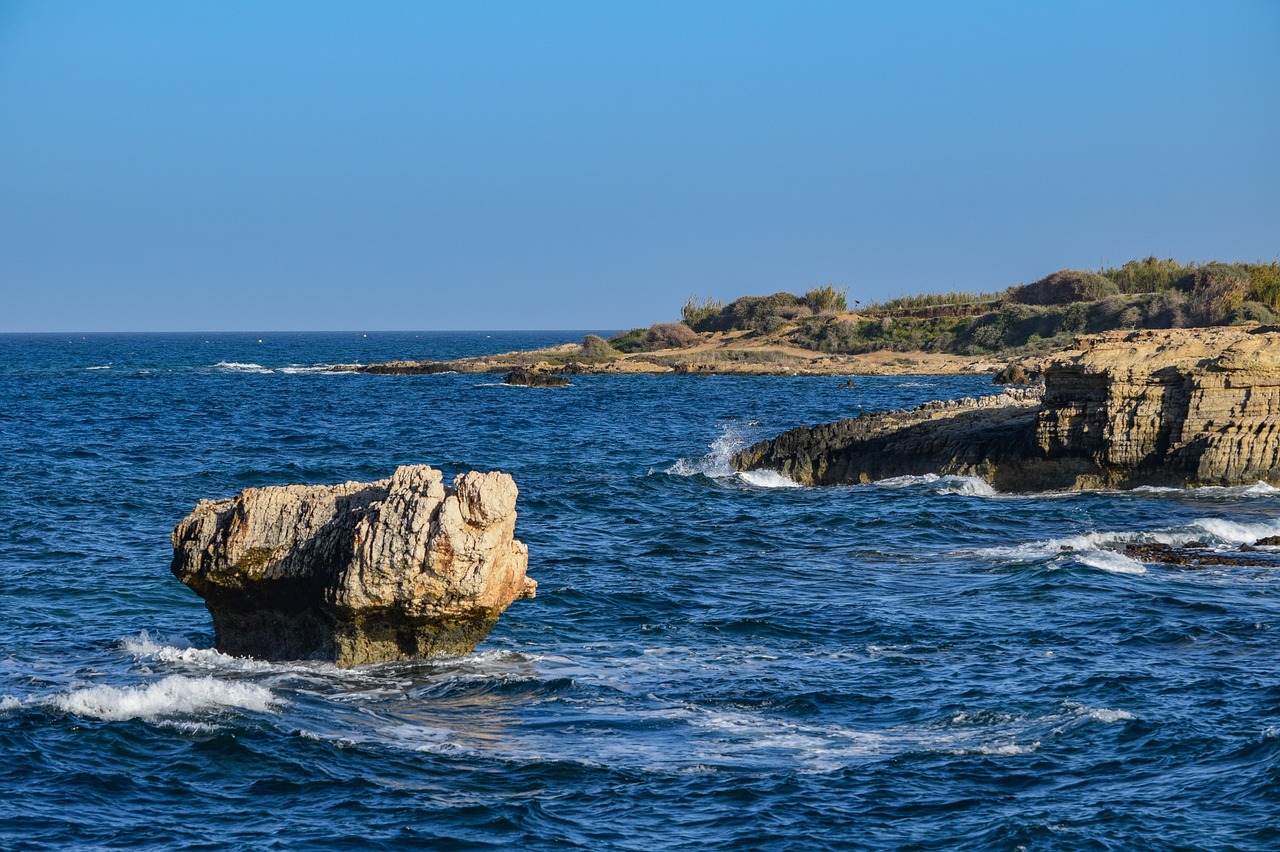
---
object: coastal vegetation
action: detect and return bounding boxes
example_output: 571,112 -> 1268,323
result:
611,258 -> 1280,359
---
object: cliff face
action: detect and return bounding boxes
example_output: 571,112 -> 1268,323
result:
734,328 -> 1280,491
171,465 -> 535,666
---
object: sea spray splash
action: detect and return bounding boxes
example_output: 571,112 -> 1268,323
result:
665,422 -> 800,487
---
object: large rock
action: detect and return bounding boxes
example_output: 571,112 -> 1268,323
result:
171,465 -> 536,666
734,328 -> 1280,491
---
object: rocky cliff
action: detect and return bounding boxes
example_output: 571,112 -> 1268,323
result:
171,465 -> 536,666
734,328 -> 1280,491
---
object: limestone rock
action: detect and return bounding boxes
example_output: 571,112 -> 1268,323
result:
734,328 -> 1280,491
171,465 -> 536,666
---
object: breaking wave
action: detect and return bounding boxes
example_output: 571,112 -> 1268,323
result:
50,676 -> 279,722
874,473 -> 998,497
664,423 -> 799,488
213,361 -> 274,374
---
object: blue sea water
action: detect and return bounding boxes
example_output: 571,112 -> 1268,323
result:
1,331 -> 1278,850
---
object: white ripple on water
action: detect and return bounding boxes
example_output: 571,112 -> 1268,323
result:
212,361 -> 274,374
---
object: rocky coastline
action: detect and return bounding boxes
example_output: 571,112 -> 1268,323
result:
733,328 -> 1280,492
329,334 -> 1007,378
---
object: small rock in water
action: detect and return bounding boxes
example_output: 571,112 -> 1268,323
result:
1122,542 -> 1276,568
504,368 -> 570,387
171,465 -> 536,666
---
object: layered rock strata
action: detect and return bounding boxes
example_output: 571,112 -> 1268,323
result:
172,465 -> 536,666
734,328 -> 1280,491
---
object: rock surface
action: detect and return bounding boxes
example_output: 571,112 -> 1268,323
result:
171,465 -> 536,666
504,368 -> 570,387
734,328 -> 1280,491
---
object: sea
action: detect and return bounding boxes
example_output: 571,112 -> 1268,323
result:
2,331 -> 1278,851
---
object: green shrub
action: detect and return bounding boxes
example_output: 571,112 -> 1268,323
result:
1230,301 -> 1279,325
803,285 -> 848,314
1008,270 -> 1119,305
1100,257 -> 1194,294
693,292 -> 803,333
869,292 -> 1000,312
608,323 -> 701,353
1140,292 -> 1189,328
1188,263 -> 1251,325
681,295 -> 724,329
1243,262 -> 1280,310
580,334 -> 616,360
646,322 -> 701,349
775,303 -> 814,320
608,328 -> 649,353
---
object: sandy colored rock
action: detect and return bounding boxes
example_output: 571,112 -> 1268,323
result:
171,465 -> 535,666
735,328 -> 1280,491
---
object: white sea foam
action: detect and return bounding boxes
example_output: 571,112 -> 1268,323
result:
279,365 -> 338,375
948,740 -> 1041,756
1187,517 -> 1280,544
665,423 -> 802,488
738,470 -> 801,489
52,675 -> 279,721
975,514 -> 1280,570
1075,550 -> 1147,575
0,695 -> 22,711
1085,707 -> 1136,723
1131,482 -> 1280,499
86,365 -> 111,370
213,361 -> 274,374
875,473 -> 997,497
122,633 -> 279,673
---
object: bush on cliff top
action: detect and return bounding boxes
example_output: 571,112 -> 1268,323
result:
580,334 -> 616,360
1007,270 -> 1119,306
609,322 -> 701,353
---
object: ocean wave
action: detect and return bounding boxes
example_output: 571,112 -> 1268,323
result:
1074,549 -> 1147,575
664,423 -> 799,488
1130,481 -> 1280,499
122,633 -> 280,674
85,365 -> 111,371
213,361 -> 274,374
737,470 -> 801,489
278,365 -> 342,375
974,515 -> 1280,570
874,473 -> 997,497
51,675 -> 279,721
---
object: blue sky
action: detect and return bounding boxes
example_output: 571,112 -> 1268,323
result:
1,1 -> 1276,331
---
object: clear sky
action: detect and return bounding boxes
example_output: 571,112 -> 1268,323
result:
1,1 -> 1276,332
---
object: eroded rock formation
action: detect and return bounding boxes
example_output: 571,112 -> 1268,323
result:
734,328 -> 1280,491
171,465 -> 536,666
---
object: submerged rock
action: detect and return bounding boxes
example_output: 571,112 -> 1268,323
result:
735,328 -> 1280,491
1122,542 -> 1278,568
171,465 -> 536,666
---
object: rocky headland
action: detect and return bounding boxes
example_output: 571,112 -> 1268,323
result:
733,328 -> 1280,492
330,333 -> 1005,378
171,465 -> 536,666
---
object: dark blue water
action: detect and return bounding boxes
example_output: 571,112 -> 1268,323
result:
2,332 -> 1278,850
